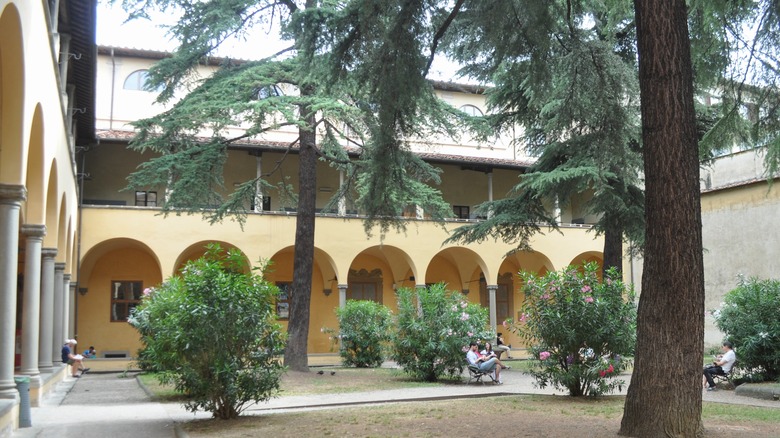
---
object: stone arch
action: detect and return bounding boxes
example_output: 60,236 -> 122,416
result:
267,245 -> 339,353
42,160 -> 59,247
55,193 -> 67,262
0,3 -> 25,184
568,251 -> 604,280
345,245 -> 416,309
493,250 -> 556,347
425,247 -> 489,297
78,238 -> 162,290
24,104 -> 45,223
76,238 -> 163,356
172,240 -> 249,275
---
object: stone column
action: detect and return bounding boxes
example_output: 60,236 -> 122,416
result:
487,284 -> 498,330
20,225 -> 46,383
252,150 -> 263,212
38,248 -> 58,372
338,170 -> 346,216
487,172 -> 494,219
415,284 -> 426,316
338,284 -> 348,309
63,274 -> 71,340
68,281 -> 76,340
52,263 -> 66,361
0,184 -> 26,399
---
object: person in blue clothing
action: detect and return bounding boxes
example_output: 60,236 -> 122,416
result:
61,339 -> 88,378
83,346 -> 97,358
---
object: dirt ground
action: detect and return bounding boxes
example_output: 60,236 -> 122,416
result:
181,371 -> 780,438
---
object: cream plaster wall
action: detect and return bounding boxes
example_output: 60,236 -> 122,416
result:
700,181 -> 780,345
93,51 -> 533,162
77,206 -> 603,355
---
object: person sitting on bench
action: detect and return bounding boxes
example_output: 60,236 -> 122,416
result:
703,341 -> 736,391
494,333 -> 512,359
481,342 -> 510,370
466,342 -> 502,384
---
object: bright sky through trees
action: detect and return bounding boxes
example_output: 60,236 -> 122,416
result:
96,1 -> 463,80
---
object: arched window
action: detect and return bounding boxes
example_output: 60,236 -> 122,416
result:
123,69 -> 155,91
255,84 -> 284,100
459,104 -> 484,116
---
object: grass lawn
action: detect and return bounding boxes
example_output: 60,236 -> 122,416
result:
137,366 -> 448,401
181,395 -> 780,438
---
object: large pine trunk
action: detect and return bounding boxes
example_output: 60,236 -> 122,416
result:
284,106 -> 317,372
603,225 -> 623,275
619,1 -> 705,436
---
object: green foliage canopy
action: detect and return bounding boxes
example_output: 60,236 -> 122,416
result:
129,244 -> 286,419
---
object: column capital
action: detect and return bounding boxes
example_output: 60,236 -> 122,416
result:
55,262 -> 66,272
486,284 -> 499,291
41,247 -> 58,259
0,183 -> 27,203
337,284 -> 349,291
21,224 -> 46,237
63,273 -> 72,281
415,284 -> 427,290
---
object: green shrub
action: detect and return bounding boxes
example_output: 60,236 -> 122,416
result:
392,283 -> 492,382
508,263 -> 636,396
129,244 -> 286,419
324,299 -> 393,367
713,275 -> 780,381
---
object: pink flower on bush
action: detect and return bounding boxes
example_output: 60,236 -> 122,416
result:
460,301 -> 468,309
467,331 -> 474,337
519,313 -> 528,323
143,288 -> 152,296
584,296 -> 594,303
607,364 -> 614,374
541,293 -> 550,300
599,370 -> 607,378
539,351 -> 551,360
502,320 -> 508,327
581,285 -> 592,293
451,305 -> 458,312
460,312 -> 470,321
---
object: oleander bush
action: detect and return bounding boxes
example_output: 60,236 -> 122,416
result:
324,299 -> 393,368
507,263 -> 636,396
713,275 -> 780,381
392,283 -> 492,382
129,244 -> 286,419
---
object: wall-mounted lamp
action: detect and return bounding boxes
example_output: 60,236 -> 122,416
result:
78,288 -> 88,296
461,289 -> 470,296
324,276 -> 337,296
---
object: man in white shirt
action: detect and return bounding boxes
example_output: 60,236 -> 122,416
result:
703,341 -> 736,391
466,342 -> 501,384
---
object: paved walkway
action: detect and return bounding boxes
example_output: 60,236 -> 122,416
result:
12,368 -> 779,438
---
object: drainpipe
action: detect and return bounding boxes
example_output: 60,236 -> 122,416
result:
109,48 -> 116,130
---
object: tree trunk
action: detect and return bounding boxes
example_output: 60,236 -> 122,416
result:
619,1 -> 705,437
603,225 -> 623,276
284,101 -> 317,372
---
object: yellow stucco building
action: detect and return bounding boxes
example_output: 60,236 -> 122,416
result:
1,0 -> 96,433
4,1 -> 778,436
0,4 -> 606,433
80,46 -> 605,357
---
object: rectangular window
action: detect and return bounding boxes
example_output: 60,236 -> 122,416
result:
135,191 -> 157,207
252,196 -> 271,211
276,282 -> 290,319
453,205 -> 470,219
347,282 -> 381,303
110,280 -> 143,322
